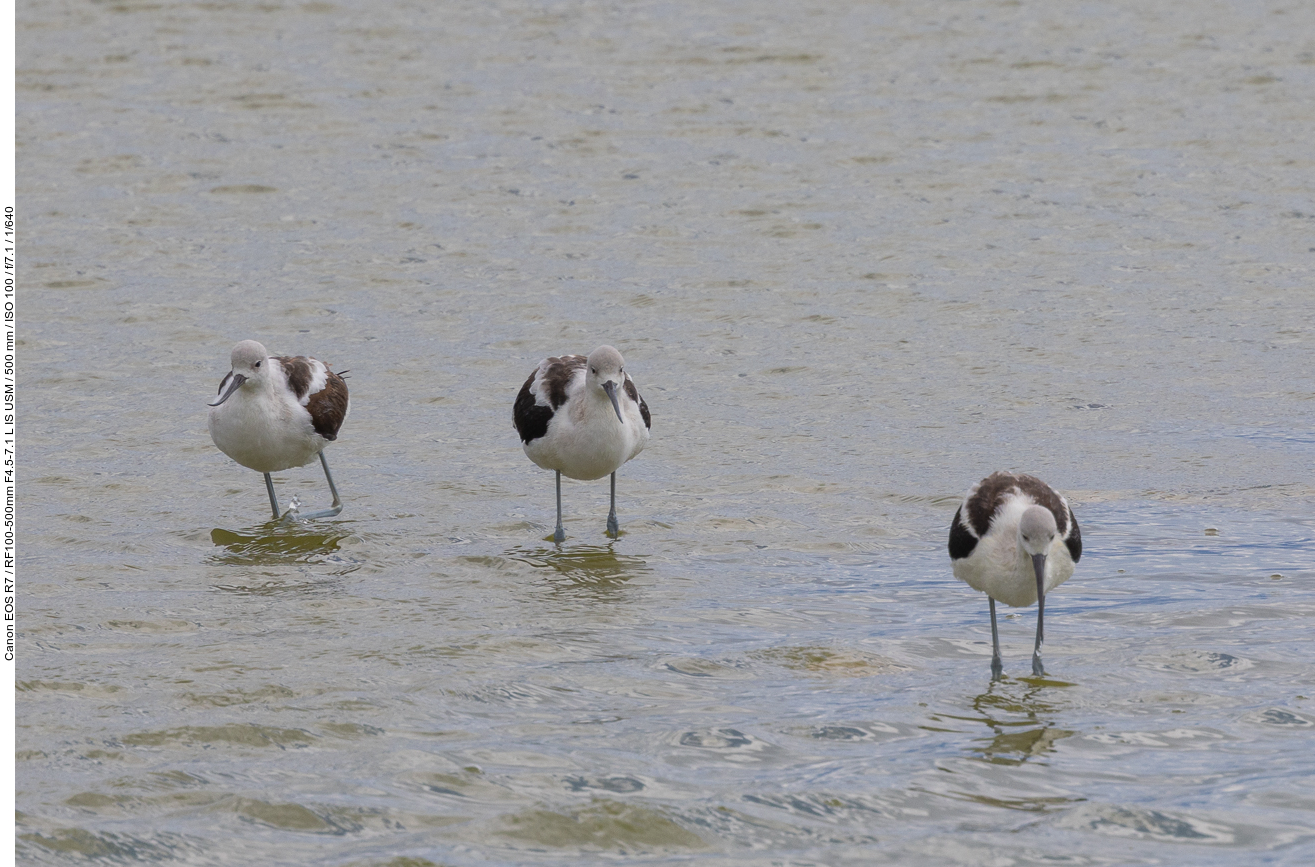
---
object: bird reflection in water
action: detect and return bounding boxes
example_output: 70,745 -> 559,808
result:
507,544 -> 649,597
209,525 -> 353,567
962,677 -> 1077,767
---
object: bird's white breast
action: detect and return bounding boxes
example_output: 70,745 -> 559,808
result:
524,381 -> 648,481
208,366 -> 325,473
952,499 -> 1076,608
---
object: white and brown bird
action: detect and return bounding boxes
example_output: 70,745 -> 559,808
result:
208,339 -> 349,522
514,345 -> 650,543
948,471 -> 1082,678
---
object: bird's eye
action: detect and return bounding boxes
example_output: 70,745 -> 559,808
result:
255,361 -> 262,368
591,367 -> 597,374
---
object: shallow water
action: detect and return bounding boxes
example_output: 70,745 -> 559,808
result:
17,0 -> 1315,864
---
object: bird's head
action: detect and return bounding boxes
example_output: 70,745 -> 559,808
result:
1018,504 -> 1058,585
585,345 -> 627,422
210,340 -> 270,406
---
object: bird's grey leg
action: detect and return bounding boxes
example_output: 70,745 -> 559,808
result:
606,472 -> 619,538
264,473 -> 281,521
553,470 -> 565,544
989,597 -> 1003,680
1032,573 -> 1046,677
320,452 -> 343,510
281,452 -> 344,522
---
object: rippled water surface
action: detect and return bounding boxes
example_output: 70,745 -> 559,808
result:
18,0 -> 1315,864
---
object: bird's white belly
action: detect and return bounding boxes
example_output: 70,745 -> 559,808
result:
525,405 -> 646,481
209,396 -> 321,473
953,533 -> 1074,608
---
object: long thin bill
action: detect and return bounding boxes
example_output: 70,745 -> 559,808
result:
208,373 -> 246,407
602,380 -> 623,421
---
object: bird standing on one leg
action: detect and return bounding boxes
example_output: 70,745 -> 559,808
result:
514,345 -> 651,543
948,471 -> 1082,678
208,339 -> 350,522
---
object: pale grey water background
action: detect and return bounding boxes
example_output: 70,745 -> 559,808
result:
16,0 -> 1315,864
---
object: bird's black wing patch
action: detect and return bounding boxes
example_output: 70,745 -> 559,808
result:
1064,510 -> 1082,563
276,355 -> 315,401
948,506 -> 978,560
307,370 -> 349,441
514,370 -> 554,443
965,472 -> 1017,537
542,354 -> 586,409
623,377 -> 651,430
